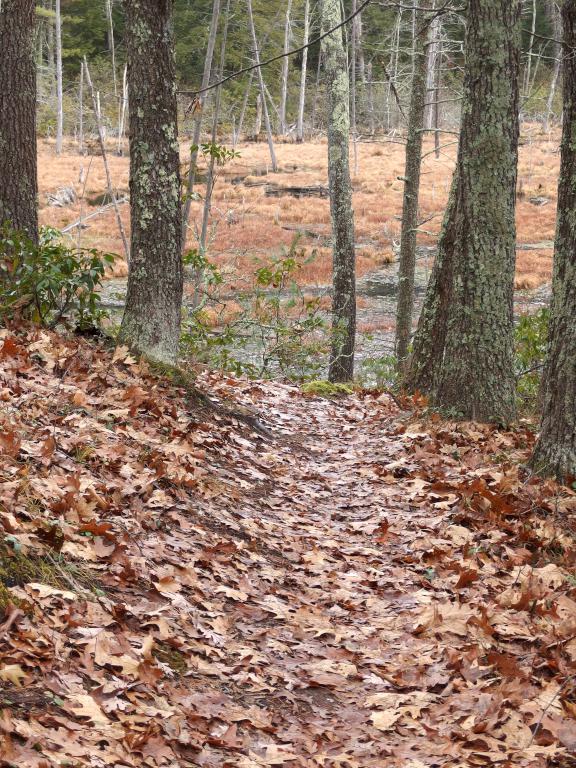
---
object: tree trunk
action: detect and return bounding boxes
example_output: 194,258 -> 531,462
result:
200,0 -> 231,256
322,0 -> 356,382
55,0 -> 64,154
119,0 -> 183,364
531,0 -> 576,481
0,0 -> 38,242
106,0 -> 118,97
395,9 -> 430,374
350,0 -> 358,175
279,0 -> 293,136
407,0 -> 521,424
247,0 -> 278,171
181,0 -> 221,245
544,0 -> 562,132
296,0 -> 309,142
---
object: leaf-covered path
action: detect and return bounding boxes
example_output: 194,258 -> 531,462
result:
0,331 -> 575,767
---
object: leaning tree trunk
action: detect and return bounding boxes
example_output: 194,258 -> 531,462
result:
322,0 -> 356,382
531,0 -> 576,482
0,0 -> 38,242
407,0 -> 521,424
119,0 -> 183,364
247,0 -> 278,171
395,8 -> 430,374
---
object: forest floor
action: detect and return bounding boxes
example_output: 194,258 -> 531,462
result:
0,329 -> 575,767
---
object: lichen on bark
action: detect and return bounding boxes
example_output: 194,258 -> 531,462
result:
321,0 -> 356,383
406,0 -> 521,424
531,0 -> 576,482
118,0 -> 183,365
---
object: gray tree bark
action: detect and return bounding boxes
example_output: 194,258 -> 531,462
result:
55,0 -> 63,154
119,0 -> 183,364
532,0 -> 576,481
181,0 -> 221,244
544,0 -> 562,132
395,9 -> 430,374
322,0 -> 356,382
0,0 -> 38,242
407,0 -> 521,424
296,0 -> 310,142
247,0 -> 278,171
279,0 -> 293,136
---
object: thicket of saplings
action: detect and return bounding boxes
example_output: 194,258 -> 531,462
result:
0,221 -> 548,411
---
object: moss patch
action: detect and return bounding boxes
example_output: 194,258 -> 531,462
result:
0,543 -> 103,602
301,380 -> 354,398
153,642 -> 188,675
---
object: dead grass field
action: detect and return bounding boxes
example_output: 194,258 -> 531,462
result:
38,124 -> 559,290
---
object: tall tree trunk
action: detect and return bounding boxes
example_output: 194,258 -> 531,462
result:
296,0 -> 309,142
531,0 -> 576,481
350,0 -> 358,175
200,0 -> 231,257
119,0 -> 183,364
279,0 -> 293,135
544,0 -> 562,131
55,0 -> 64,154
0,0 -> 38,242
395,8 -> 430,374
425,13 -> 441,130
106,0 -> 118,97
78,61 -> 85,154
247,0 -> 278,171
322,0 -> 356,382
407,0 -> 521,424
181,0 -> 221,245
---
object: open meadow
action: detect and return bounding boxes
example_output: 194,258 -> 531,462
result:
38,125 -> 559,303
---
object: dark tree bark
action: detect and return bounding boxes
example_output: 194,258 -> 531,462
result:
0,0 -> 38,242
119,0 -> 183,364
531,0 -> 576,482
407,0 -> 521,424
395,8 -> 430,374
322,0 -> 356,382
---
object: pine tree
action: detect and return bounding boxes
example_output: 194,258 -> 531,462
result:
118,0 -> 183,364
0,0 -> 38,242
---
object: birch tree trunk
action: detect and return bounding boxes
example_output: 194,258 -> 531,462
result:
247,0 -> 278,171
296,0 -> 309,142
55,0 -> 64,154
532,0 -> 576,481
181,0 -> 221,244
279,0 -> 293,135
322,0 -> 356,382
407,0 -> 521,424
78,61 -> 85,154
395,9 -> 430,374
0,0 -> 38,242
119,0 -> 183,364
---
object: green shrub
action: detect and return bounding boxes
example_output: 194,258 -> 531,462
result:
0,225 -> 114,330
515,307 -> 549,413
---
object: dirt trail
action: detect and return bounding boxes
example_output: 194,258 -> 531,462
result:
0,332 -> 574,767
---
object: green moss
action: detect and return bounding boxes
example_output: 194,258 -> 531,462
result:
0,543 -> 103,599
153,642 -> 188,675
301,379 -> 353,398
